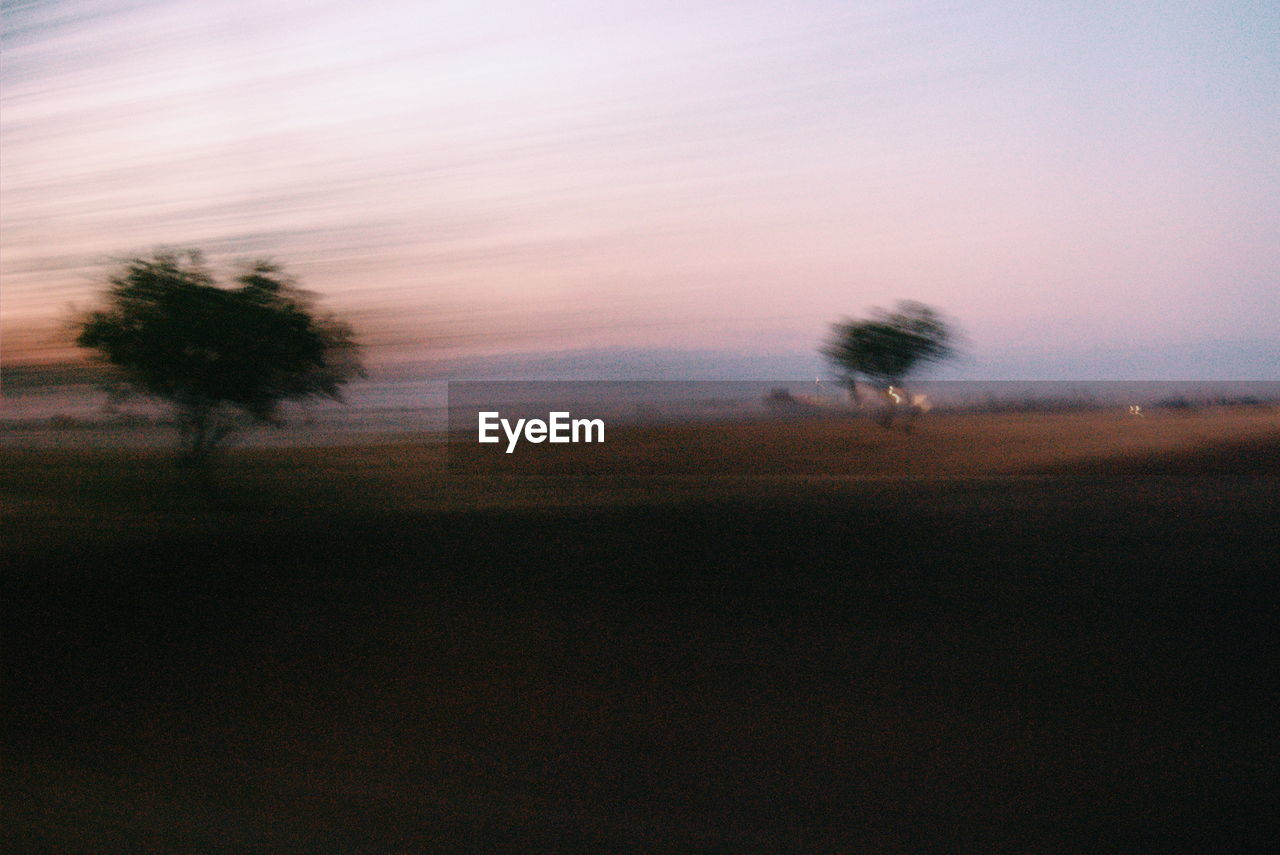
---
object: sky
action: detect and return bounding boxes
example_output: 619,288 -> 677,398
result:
1,0 -> 1277,378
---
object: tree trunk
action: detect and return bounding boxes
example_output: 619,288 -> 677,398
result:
176,404 -> 231,508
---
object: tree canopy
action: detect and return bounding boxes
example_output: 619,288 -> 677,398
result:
822,300 -> 955,390
77,250 -> 362,464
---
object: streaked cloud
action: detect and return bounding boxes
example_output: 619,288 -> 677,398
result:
2,0 -> 1276,375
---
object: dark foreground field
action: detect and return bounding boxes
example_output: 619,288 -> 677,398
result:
4,413 -> 1278,853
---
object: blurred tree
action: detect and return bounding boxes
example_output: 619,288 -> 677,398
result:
822,300 -> 955,426
77,250 -> 363,480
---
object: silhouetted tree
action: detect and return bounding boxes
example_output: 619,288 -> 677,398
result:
823,300 -> 955,426
77,250 -> 362,488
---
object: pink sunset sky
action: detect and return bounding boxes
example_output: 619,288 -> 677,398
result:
1,0 -> 1276,378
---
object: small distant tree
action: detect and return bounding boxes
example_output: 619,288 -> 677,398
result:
822,300 -> 955,426
77,250 -> 363,483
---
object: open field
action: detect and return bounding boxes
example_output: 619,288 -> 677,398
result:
4,410 -> 1279,852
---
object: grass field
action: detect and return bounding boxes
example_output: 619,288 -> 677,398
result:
4,409 -> 1278,852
